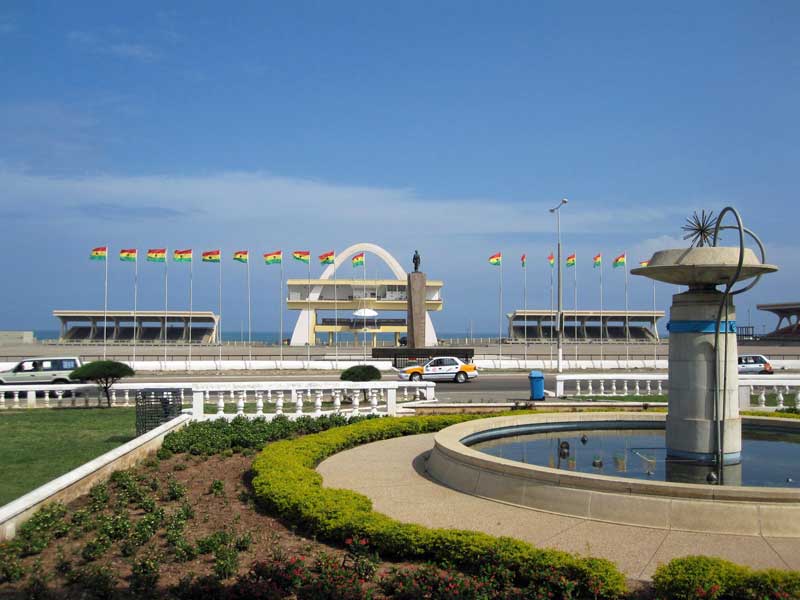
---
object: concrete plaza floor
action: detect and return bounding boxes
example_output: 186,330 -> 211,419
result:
317,433 -> 800,581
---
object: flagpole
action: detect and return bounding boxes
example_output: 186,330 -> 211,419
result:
133,253 -> 138,368
219,256 -> 223,364
599,256 -> 604,367
188,255 -> 193,370
247,255 -> 252,362
523,257 -> 527,367
574,256 -> 578,365
306,258 -> 311,368
279,259 -> 284,365
164,247 -> 169,364
334,252 -> 338,369
362,257 -> 367,364
499,258 -> 503,366
103,244 -> 108,360
625,252 -> 630,368
549,258 -> 554,369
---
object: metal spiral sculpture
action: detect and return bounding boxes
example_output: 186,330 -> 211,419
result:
681,210 -> 716,247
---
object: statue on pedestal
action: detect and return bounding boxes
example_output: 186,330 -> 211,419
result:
412,250 -> 421,273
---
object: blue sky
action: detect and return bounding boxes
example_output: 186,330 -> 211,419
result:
1,2 -> 798,335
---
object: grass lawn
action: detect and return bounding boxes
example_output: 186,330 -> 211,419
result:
0,408 -> 136,507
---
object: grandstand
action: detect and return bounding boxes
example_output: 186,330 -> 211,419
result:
53,310 -> 219,344
507,309 -> 664,342
758,303 -> 800,340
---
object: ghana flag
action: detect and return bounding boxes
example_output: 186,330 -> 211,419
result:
352,252 -> 365,267
90,246 -> 108,260
566,254 -> 576,267
233,250 -> 249,263
488,252 -> 502,266
319,251 -> 335,265
548,252 -> 555,267
613,253 -> 626,268
147,248 -> 166,262
293,250 -> 310,264
202,250 -> 221,263
173,249 -> 192,262
264,251 -> 282,265
639,259 -> 650,267
593,253 -> 602,268
521,254 -> 527,267
119,249 -> 137,262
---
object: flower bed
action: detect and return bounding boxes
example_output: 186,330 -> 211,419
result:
251,415 -> 629,599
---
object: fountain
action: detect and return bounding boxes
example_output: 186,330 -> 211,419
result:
426,209 -> 800,535
630,208 -> 776,478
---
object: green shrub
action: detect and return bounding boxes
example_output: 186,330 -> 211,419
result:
0,544 -> 25,583
213,545 -> 239,580
97,511 -> 131,541
88,483 -> 110,512
339,365 -> 382,382
66,564 -> 117,600
81,534 -> 111,562
197,530 -> 234,555
652,555 -> 800,599
14,502 -> 69,556
250,416 -> 628,599
129,551 -> 162,597
209,479 -> 225,497
161,413 -> 374,456
165,475 -> 187,501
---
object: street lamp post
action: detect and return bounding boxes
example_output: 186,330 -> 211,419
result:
549,198 -> 568,373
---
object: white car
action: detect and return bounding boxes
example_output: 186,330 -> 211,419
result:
0,357 -> 84,385
737,354 -> 773,375
397,356 -> 478,383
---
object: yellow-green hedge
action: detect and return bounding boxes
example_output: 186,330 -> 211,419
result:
251,415 -> 628,599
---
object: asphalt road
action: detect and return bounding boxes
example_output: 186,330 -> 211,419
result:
128,372 -> 540,394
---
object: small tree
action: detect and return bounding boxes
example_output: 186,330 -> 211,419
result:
70,360 -> 135,407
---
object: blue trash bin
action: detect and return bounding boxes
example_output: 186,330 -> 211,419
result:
528,370 -> 545,401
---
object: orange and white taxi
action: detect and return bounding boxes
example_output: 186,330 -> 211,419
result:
397,356 -> 478,384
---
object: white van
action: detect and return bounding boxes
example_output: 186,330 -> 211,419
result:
0,357 -> 84,385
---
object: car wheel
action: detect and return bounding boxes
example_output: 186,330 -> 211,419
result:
455,371 -> 467,384
410,372 -> 422,382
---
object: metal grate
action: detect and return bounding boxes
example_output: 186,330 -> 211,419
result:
135,389 -> 183,436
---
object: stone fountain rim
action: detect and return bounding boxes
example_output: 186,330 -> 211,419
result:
431,413 -> 800,502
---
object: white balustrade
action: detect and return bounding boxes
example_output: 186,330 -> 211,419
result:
0,380 -> 435,422
777,387 -> 785,409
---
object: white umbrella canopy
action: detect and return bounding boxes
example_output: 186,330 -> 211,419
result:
353,308 -> 378,317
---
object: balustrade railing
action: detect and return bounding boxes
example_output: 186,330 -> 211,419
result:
555,373 -> 667,398
0,380 -> 435,419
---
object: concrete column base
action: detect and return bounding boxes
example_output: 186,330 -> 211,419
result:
666,289 -> 741,465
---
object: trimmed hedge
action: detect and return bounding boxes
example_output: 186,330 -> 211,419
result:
161,414 -> 377,456
340,365 -> 382,381
652,555 -> 800,599
250,415 -> 628,599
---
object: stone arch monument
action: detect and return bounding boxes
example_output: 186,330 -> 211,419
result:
289,242 -> 439,346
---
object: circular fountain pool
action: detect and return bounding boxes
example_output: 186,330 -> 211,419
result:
426,413 -> 800,535
468,423 -> 800,488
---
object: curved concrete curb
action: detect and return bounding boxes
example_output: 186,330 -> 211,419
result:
428,413 -> 800,537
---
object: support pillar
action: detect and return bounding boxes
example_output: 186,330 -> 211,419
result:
666,289 -> 741,465
406,272 -> 427,348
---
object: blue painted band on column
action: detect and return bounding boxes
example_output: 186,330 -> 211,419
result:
667,320 -> 737,334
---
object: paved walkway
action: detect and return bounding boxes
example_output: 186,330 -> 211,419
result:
317,434 -> 800,581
